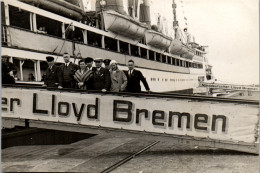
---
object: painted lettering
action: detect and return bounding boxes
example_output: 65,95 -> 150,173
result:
194,114 -> 208,131
136,109 -> 149,124
168,112 -> 191,128
113,100 -> 132,122
2,97 -> 8,111
87,98 -> 99,119
33,93 -> 48,114
212,115 -> 227,132
152,110 -> 165,126
72,103 -> 85,121
10,98 -> 20,112
58,102 -> 70,116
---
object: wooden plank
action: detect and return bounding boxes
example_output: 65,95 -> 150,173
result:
69,139 -> 157,172
27,136 -> 133,172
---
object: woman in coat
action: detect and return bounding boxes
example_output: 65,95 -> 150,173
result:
74,59 -> 93,90
109,60 -> 127,92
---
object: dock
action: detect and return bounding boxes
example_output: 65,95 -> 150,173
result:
2,134 -> 258,172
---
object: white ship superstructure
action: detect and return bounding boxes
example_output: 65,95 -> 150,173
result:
1,0 -> 214,93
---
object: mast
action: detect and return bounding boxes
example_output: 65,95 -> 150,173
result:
172,0 -> 178,39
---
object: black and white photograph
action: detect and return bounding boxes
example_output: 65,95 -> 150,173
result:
1,0 -> 259,172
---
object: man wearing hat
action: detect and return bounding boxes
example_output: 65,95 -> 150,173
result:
2,55 -> 16,84
43,56 -> 59,87
103,59 -> 111,70
58,53 -> 79,89
85,57 -> 94,71
92,58 -> 111,92
84,57 -> 94,90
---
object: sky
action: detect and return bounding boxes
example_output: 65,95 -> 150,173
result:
183,0 -> 259,85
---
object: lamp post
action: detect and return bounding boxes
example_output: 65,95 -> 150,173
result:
99,0 -> 106,30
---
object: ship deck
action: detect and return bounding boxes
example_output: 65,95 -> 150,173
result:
2,134 -> 258,172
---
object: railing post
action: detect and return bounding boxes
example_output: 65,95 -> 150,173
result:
117,40 -> 120,53
101,35 -> 105,48
19,60 -> 24,81
34,61 -> 38,81
128,44 -> 131,56
4,3 -> 9,25
138,47 -> 141,57
62,23 -> 66,39
83,30 -> 88,44
36,60 -> 42,81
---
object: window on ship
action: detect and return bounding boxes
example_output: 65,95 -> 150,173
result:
140,47 -> 147,59
176,59 -> 180,66
36,15 -> 62,37
180,60 -> 183,67
186,61 -> 189,68
156,53 -> 161,62
172,58 -> 176,65
9,5 -> 30,30
64,24 -> 84,43
149,50 -> 155,61
105,37 -> 117,51
40,60 -> 48,81
13,58 -> 36,81
119,41 -> 129,55
88,31 -> 102,47
1,2 -> 7,46
131,44 -> 139,57
162,55 -> 166,63
167,56 -> 171,64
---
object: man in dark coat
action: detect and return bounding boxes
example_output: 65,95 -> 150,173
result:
124,60 -> 150,93
43,56 -> 59,87
92,58 -> 111,92
2,55 -> 15,84
58,53 -> 79,89
103,59 -> 111,70
85,57 -> 94,90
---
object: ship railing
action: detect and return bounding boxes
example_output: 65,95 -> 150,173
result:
2,84 -> 259,105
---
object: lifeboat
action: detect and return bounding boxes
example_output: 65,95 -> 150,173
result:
183,47 -> 195,59
18,0 -> 84,20
102,10 -> 148,40
96,0 -> 127,15
169,39 -> 194,58
145,30 -> 172,49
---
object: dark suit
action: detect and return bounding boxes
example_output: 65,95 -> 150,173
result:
92,67 -> 111,91
44,65 -> 59,87
124,69 -> 150,93
85,67 -> 94,90
58,62 -> 79,88
2,61 -> 15,84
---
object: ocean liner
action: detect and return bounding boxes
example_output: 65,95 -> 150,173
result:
1,0 -> 213,93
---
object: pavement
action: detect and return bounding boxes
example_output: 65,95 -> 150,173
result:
2,135 -> 259,173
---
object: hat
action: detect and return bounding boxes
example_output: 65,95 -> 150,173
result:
46,56 -> 54,62
85,57 -> 93,63
94,58 -> 103,62
103,59 -> 111,65
2,55 -> 9,58
110,60 -> 117,65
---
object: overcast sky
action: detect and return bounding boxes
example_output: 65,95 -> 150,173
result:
183,0 -> 259,85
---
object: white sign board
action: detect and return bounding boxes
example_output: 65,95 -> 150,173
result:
2,87 -> 259,144
202,83 -> 259,91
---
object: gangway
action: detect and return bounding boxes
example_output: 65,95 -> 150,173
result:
202,82 -> 259,91
2,85 -> 259,154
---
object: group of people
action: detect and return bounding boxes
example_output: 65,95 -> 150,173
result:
44,53 -> 150,93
